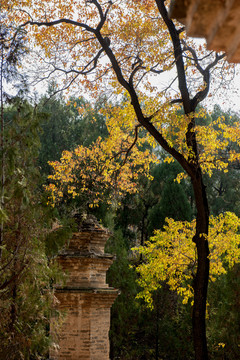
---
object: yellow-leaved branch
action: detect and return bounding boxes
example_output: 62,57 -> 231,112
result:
46,127 -> 158,208
134,212 -> 240,308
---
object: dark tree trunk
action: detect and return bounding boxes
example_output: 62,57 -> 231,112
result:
192,237 -> 209,360
154,1 -> 211,355
0,38 -> 4,259
155,2 -> 212,355
191,172 -> 210,360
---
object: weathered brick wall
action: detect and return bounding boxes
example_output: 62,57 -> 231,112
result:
50,291 -> 118,360
67,231 -> 108,254
57,256 -> 113,288
50,218 -> 118,360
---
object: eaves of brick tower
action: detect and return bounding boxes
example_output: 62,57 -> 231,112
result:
170,0 -> 240,63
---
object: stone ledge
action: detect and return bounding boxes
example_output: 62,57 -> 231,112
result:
55,287 -> 120,294
58,251 -> 115,259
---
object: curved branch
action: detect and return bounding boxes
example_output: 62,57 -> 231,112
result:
181,39 -> 226,108
86,0 -> 112,31
21,18 -> 96,33
94,27 -> 194,176
129,61 -> 143,86
121,124 -> 142,167
155,0 -> 191,113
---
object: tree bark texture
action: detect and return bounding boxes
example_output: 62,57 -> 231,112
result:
191,172 -> 210,360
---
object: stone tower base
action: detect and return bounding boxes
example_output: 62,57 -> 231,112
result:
50,289 -> 118,360
50,216 -> 118,360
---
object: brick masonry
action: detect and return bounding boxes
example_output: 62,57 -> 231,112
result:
50,217 -> 119,360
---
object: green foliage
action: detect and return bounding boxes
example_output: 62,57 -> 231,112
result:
106,229 -> 152,359
37,87 -> 108,175
205,166 -> 240,216
114,161 -> 193,249
0,14 -> 29,99
0,238 -> 62,360
0,99 -> 65,359
45,221 -> 74,257
37,92 -> 76,175
207,265 -> 240,360
147,161 -> 193,234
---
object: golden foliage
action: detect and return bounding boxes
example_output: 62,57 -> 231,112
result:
46,130 -> 158,208
5,1 -> 238,173
134,212 -> 240,307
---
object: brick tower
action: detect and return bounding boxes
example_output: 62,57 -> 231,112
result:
50,216 -> 118,360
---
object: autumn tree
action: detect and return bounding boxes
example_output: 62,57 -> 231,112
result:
203,105 -> 240,216
6,1 -> 240,358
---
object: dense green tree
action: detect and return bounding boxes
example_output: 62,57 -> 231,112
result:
207,265 -> 240,360
0,99 -> 66,359
147,161 -> 193,234
0,16 -> 61,358
37,89 -> 108,175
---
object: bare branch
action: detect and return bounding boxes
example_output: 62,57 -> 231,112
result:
177,26 -> 185,34
206,52 -> 226,72
181,40 -> 205,75
87,0 -> 112,31
21,18 -> 96,34
181,39 -> 226,109
56,48 -> 104,75
48,73 -> 81,97
155,0 -> 191,113
171,98 -> 183,104
121,124 -> 142,167
129,59 -> 143,86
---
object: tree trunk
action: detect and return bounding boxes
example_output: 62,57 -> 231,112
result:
191,173 -> 210,360
0,39 -> 4,259
95,2 -> 212,357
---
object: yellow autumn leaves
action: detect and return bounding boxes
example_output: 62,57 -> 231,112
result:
46,125 -> 157,207
196,115 -> 240,176
134,212 -> 240,307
